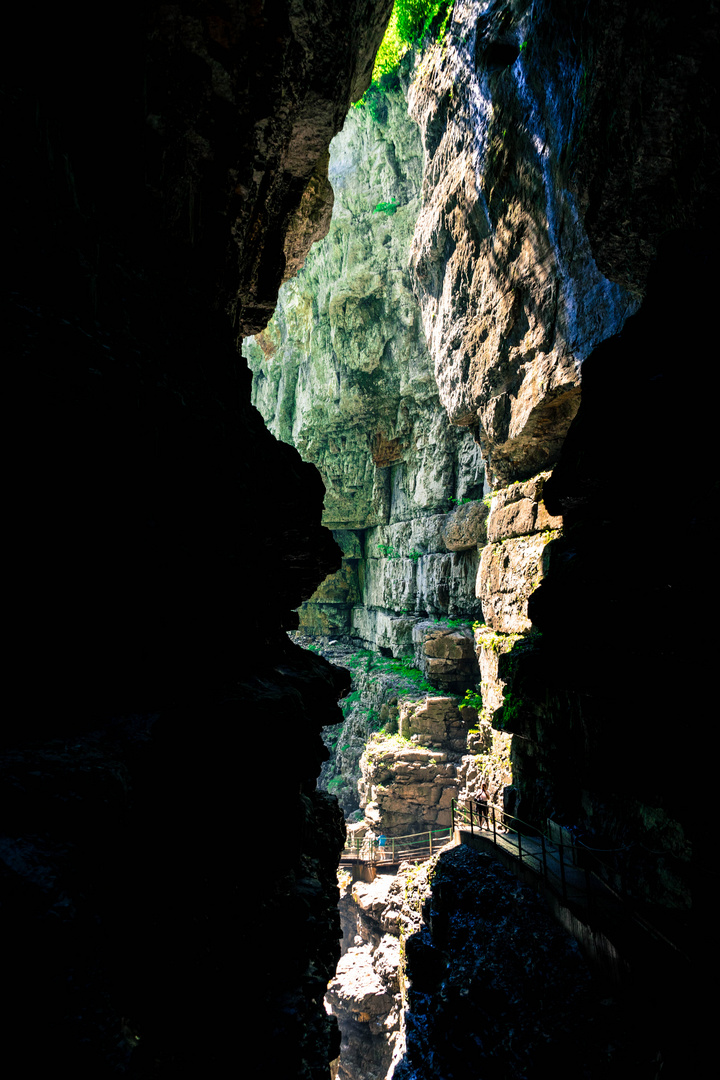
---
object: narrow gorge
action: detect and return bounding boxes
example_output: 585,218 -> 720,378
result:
4,0 -> 710,1077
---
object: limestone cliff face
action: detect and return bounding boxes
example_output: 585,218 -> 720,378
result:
8,1 -> 710,1077
359,698 -> 470,836
408,0 -> 638,487
245,86 -> 486,650
357,694 -> 511,840
327,873 -> 405,1080
246,0 -> 705,965
403,0 -> 708,932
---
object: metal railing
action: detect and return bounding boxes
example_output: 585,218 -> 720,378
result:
452,798 -> 614,910
450,799 -> 689,960
342,826 -> 453,865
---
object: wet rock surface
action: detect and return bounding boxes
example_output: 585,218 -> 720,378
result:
332,844 -> 645,1080
392,845 -> 643,1080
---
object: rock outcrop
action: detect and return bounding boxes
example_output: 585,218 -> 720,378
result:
470,470 -> 562,728
332,842 -> 642,1080
358,698 -> 472,836
327,873 -> 403,1080
317,3 -> 709,1073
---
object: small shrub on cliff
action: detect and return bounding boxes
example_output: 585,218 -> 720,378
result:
395,0 -> 454,48
374,199 -> 399,215
365,731 -> 414,759
459,688 -> 483,711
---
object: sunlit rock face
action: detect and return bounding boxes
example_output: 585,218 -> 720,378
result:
245,86 -> 486,646
359,698 -> 470,836
327,870 -> 416,1080
247,88 -> 449,528
327,874 -> 403,1080
407,0 -> 638,488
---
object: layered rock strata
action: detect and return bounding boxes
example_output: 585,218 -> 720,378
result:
468,470 -> 563,739
456,718 -> 513,814
7,1 -> 711,1078
311,633 -> 481,817
245,83 -> 487,653
358,698 -> 472,836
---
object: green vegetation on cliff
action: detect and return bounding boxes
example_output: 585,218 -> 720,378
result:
316,642 -> 442,815
358,0 -> 454,109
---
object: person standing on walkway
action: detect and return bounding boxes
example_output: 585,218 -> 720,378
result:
476,783 -> 489,830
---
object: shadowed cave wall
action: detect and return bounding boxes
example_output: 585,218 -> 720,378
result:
4,1 -> 393,1076
2,0 -> 712,1077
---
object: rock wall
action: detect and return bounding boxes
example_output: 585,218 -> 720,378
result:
332,844 -> 643,1080
400,0 -> 708,926
244,83 -> 487,653
391,845 -> 653,1079
327,873 -> 404,1080
359,699 -> 468,837
286,5 -> 710,1073
248,0 -> 708,940
408,0 -> 639,487
8,0 -> 712,1077
356,693 -> 509,841
409,0 -> 711,934
4,2 -> 394,1076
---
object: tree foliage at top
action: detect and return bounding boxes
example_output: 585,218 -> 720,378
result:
358,0 -> 454,105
